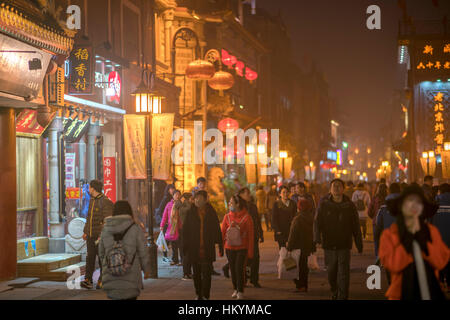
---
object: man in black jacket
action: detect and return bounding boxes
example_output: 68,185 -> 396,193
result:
314,179 -> 363,300
182,190 -> 223,300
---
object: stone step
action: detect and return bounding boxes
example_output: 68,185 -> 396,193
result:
47,262 -> 86,281
17,254 -> 81,279
17,237 -> 49,261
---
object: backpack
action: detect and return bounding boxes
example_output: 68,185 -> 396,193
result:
354,193 -> 366,211
106,223 -> 136,277
226,214 -> 248,247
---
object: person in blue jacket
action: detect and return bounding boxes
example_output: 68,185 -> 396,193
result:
432,183 -> 450,292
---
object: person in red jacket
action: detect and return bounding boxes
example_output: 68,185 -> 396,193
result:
379,185 -> 450,300
221,194 -> 254,300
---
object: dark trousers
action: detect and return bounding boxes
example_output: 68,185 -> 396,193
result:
297,250 -> 309,288
277,240 -> 287,250
192,260 -> 212,299
226,249 -> 247,293
324,249 -> 351,300
440,261 -> 450,287
86,237 -> 102,283
264,212 -> 272,230
359,218 -> 367,239
179,232 -> 192,276
250,245 -> 260,284
170,240 -> 180,263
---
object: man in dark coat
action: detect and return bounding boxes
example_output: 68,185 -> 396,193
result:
314,179 -> 363,300
81,180 -> 114,289
238,187 -> 264,288
423,175 -> 434,202
182,190 -> 223,300
287,198 -> 315,291
272,186 -> 297,248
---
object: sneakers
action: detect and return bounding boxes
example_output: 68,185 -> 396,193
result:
181,275 -> 192,281
211,270 -> 221,276
96,280 -> 103,290
162,257 -> 170,263
80,279 -> 93,289
237,292 -> 244,300
231,290 -> 238,298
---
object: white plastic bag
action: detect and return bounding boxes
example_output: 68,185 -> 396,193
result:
156,232 -> 168,253
277,248 -> 300,279
308,253 -> 320,270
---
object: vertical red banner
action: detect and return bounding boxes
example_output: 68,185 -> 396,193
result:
103,157 -> 116,203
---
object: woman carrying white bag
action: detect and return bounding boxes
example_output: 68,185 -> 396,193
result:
287,199 -> 315,292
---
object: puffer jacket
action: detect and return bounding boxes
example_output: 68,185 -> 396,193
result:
160,199 -> 181,241
98,215 -> 150,300
83,194 -> 114,239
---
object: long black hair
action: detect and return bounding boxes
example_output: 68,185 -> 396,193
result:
113,200 -> 133,217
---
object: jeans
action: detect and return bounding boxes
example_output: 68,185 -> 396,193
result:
86,237 -> 102,283
297,250 -> 309,288
226,249 -> 247,293
192,260 -> 212,299
324,249 -> 351,300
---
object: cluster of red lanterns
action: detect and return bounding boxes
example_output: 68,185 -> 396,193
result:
221,49 -> 258,82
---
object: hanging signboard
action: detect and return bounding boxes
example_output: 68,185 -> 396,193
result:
152,113 -> 174,180
16,109 -> 55,137
68,45 -> 94,94
442,150 -> 450,179
0,34 -> 52,99
103,157 -> 116,203
414,41 -> 450,79
64,119 -> 90,143
124,115 -> 147,179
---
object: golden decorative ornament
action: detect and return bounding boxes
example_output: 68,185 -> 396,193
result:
208,70 -> 234,91
185,59 -> 215,80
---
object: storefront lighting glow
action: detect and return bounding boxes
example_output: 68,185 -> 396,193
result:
64,94 -> 126,114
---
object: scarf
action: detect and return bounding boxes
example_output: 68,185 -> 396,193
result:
169,200 -> 182,236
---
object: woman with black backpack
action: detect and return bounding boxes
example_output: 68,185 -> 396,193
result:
98,201 -> 150,300
221,194 -> 254,300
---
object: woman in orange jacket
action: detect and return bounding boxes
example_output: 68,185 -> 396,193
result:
221,194 -> 254,300
379,185 -> 450,300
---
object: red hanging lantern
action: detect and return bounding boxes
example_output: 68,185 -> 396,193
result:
185,59 -> 215,80
208,71 -> 234,94
221,49 -> 237,68
235,60 -> 245,77
218,117 -> 239,132
245,67 -> 258,82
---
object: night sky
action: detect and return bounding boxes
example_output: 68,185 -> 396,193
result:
257,0 -> 450,139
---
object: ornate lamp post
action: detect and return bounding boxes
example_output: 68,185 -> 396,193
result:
131,69 -> 164,279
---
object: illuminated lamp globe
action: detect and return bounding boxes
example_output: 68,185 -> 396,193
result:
208,71 -> 234,95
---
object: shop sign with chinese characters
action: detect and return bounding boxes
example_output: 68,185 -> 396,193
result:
103,157 -> 116,203
415,41 -> 450,78
69,46 -> 93,94
432,91 -> 447,154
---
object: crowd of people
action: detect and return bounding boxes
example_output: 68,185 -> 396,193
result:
77,174 -> 450,300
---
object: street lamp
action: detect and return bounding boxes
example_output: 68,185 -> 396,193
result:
131,69 -> 165,279
280,150 -> 288,181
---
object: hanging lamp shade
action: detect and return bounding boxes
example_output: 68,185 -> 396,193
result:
185,59 -> 215,80
245,67 -> 258,82
221,49 -> 237,68
208,71 -> 234,92
218,117 -> 239,132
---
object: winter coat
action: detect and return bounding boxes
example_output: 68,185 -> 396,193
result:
379,223 -> 449,300
221,209 -> 254,259
352,189 -> 371,219
255,189 -> 267,215
179,201 -> 192,227
266,190 -> 278,211
156,184 -> 174,223
98,215 -> 150,300
272,199 -> 297,244
182,203 -> 223,263
160,199 -> 181,241
368,194 -> 385,220
287,210 -> 315,255
374,193 -> 399,255
422,184 -> 434,202
315,194 -> 363,252
248,202 -> 264,243
295,193 -> 316,213
432,192 -> 450,247
83,194 -> 113,239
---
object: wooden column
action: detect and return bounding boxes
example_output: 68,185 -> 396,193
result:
0,108 -> 17,280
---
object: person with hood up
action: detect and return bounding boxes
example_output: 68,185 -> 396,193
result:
379,185 -> 450,300
287,198 -> 315,292
98,201 -> 150,300
352,183 -> 371,240
221,194 -> 254,300
160,190 -> 182,266
432,183 -> 450,292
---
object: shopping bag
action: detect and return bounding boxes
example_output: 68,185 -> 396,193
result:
156,232 -> 168,253
283,255 -> 297,271
277,248 -> 299,279
308,253 -> 320,270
